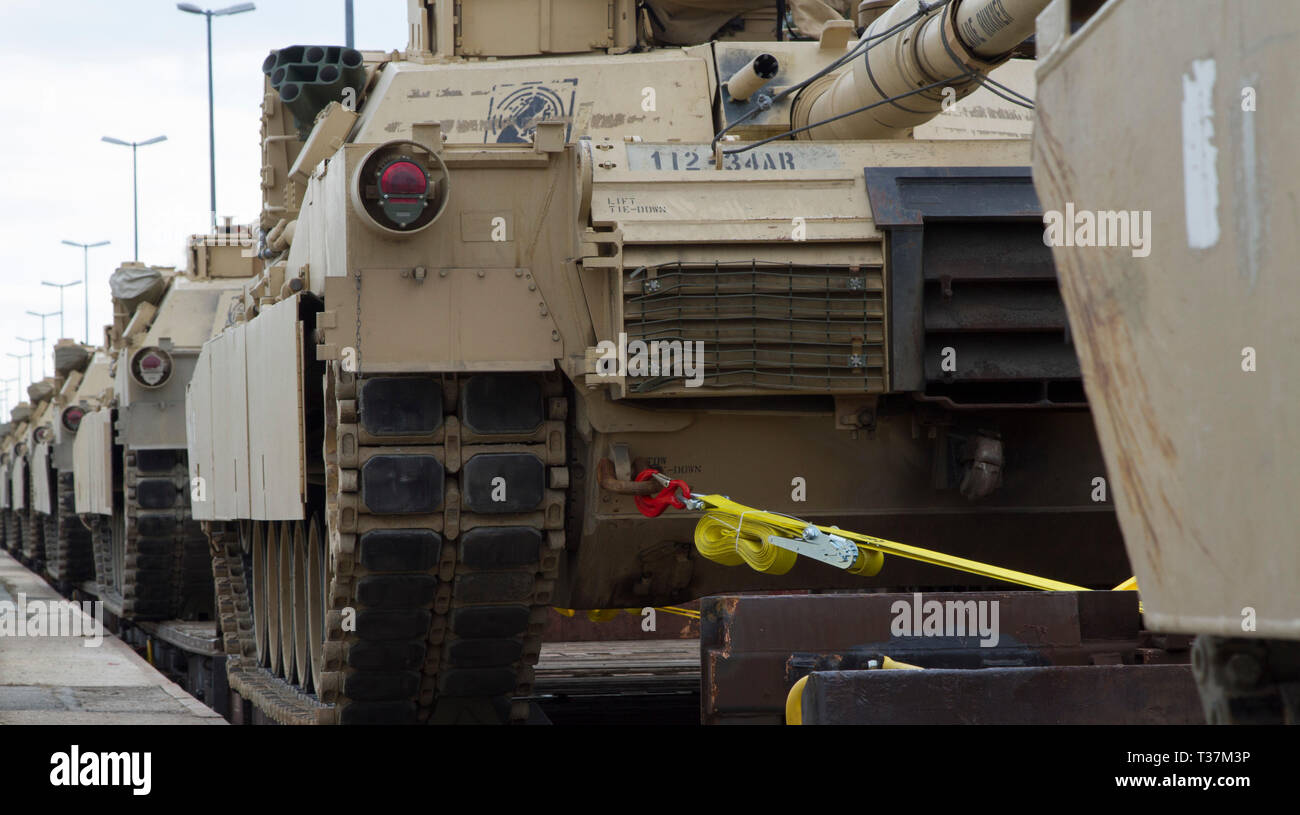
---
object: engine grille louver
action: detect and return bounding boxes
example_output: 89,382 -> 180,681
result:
621,260 -> 886,393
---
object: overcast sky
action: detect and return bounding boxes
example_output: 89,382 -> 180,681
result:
0,0 -> 408,413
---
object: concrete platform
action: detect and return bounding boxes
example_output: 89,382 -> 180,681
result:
0,550 -> 224,724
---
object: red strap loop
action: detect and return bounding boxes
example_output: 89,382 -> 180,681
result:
633,469 -> 692,517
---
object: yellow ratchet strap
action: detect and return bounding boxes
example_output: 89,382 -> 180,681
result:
786,655 -> 925,724
553,606 -> 701,622
693,493 -> 1089,592
1112,576 -> 1143,612
786,676 -> 809,725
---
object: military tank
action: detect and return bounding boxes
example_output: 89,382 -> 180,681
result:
0,412 -> 25,554
73,234 -> 261,622
0,425 -> 8,546
25,340 -> 104,591
7,381 -> 60,569
1031,0 -> 1299,723
185,0 -> 1110,724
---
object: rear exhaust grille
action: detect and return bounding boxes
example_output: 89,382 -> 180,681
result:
918,224 -> 1083,408
864,166 -> 1086,409
621,260 -> 886,394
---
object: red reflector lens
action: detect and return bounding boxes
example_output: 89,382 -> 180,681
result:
132,347 -> 172,387
63,408 -> 83,431
380,160 -> 427,203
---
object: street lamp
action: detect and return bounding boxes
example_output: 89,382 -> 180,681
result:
102,135 -> 167,260
61,239 -> 110,344
4,360 -> 22,403
1,377 -> 17,416
176,2 -> 256,232
26,312 -> 59,380
42,281 -> 82,340
15,338 -> 39,386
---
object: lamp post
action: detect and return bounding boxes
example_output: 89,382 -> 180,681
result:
1,376 -> 17,416
14,338 -> 39,386
41,281 -> 82,340
60,240 -> 110,344
25,312 -> 59,380
176,3 -> 256,231
6,355 -> 23,392
101,135 -> 167,260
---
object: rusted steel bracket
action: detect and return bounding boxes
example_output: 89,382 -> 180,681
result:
596,456 -> 659,496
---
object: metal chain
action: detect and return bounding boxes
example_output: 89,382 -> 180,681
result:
353,269 -> 362,372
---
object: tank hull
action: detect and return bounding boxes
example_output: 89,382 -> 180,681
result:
1033,0 -> 1300,640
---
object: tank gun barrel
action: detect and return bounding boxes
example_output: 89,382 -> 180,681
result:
793,0 -> 1048,140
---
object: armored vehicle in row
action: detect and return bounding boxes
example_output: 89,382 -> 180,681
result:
185,0 -> 1110,724
3,382 -> 59,568
1,420 -> 14,550
74,232 -> 260,621
25,340 -> 101,590
0,413 -> 26,554
1032,0 -> 1299,723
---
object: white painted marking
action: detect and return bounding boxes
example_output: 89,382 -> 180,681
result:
1181,58 -> 1219,249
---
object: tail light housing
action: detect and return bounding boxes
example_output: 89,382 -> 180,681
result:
33,426 -> 51,443
130,346 -> 173,389
61,406 -> 84,432
351,140 -> 449,235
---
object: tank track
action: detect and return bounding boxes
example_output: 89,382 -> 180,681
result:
91,451 -> 213,619
213,368 -> 568,724
20,507 -> 44,571
89,515 -> 124,613
212,523 -> 332,723
43,472 -> 94,587
1,509 -> 14,553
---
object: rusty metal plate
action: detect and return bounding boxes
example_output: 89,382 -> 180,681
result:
701,591 -> 1157,724
800,664 -> 1204,724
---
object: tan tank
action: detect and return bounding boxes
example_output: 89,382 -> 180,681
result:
0,413 -> 24,554
1032,0 -> 1299,723
185,0 -> 1115,724
72,233 -> 261,621
0,423 -> 11,521
19,339 -> 102,589
2,380 -> 59,568
25,382 -> 60,570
